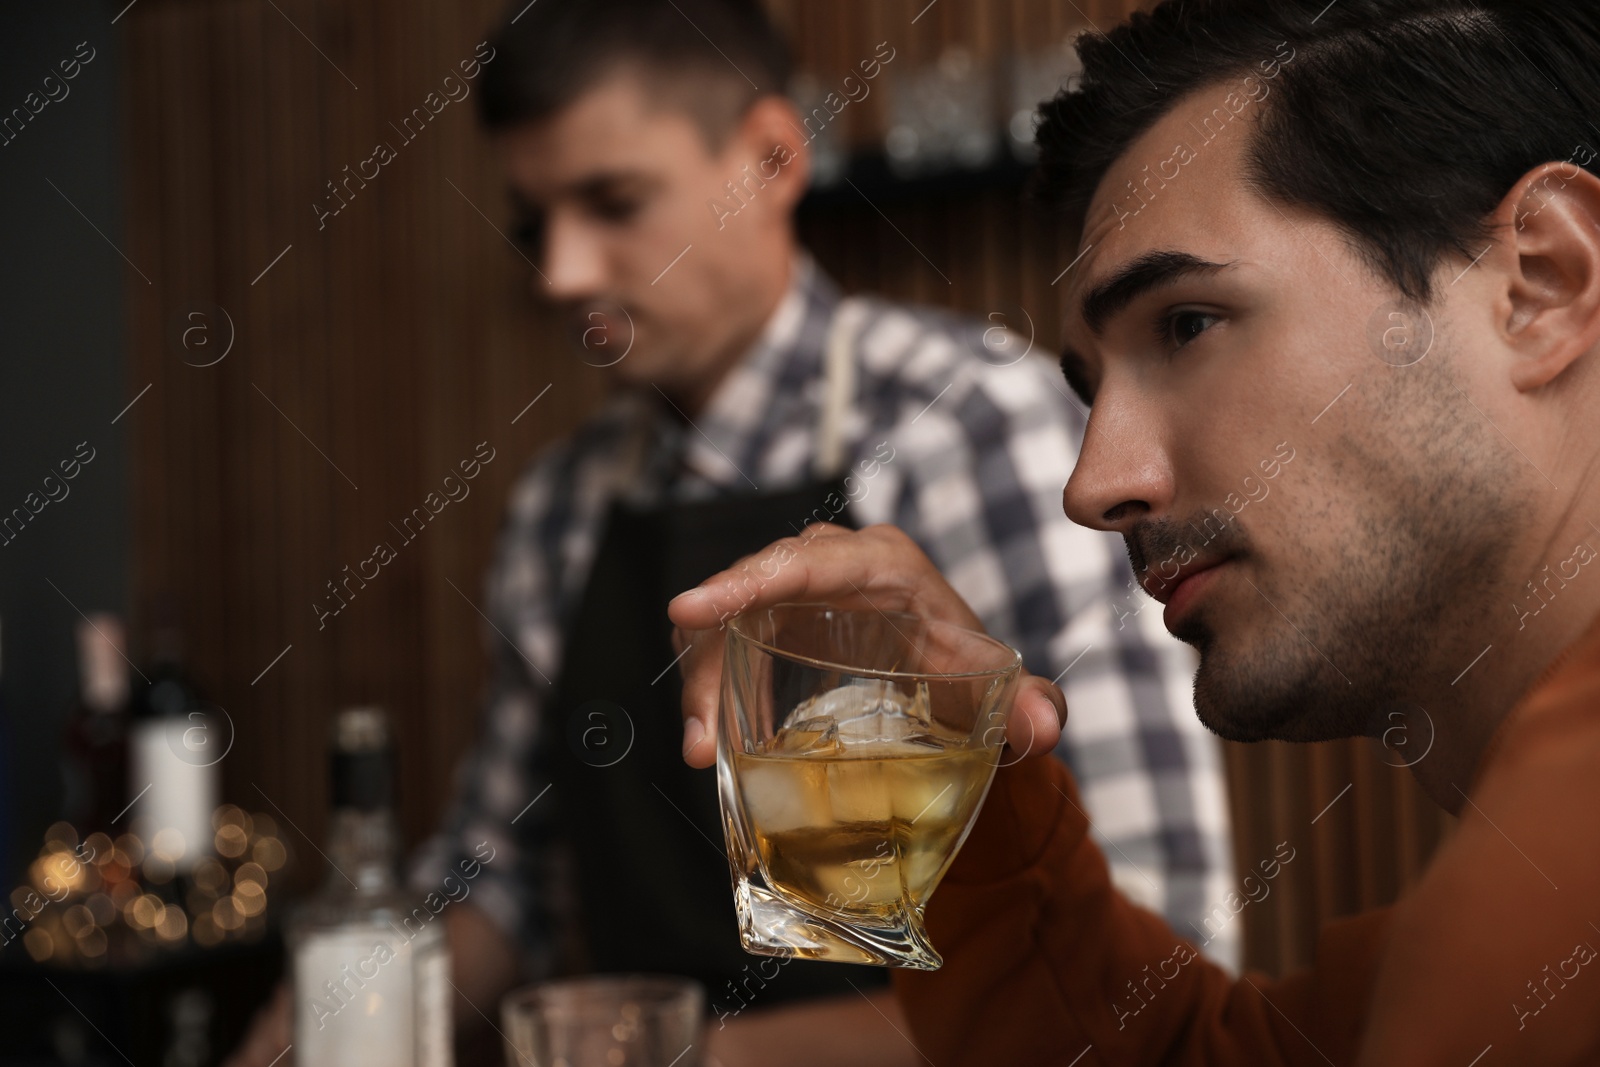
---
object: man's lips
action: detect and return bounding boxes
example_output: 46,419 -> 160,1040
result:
1139,555 -> 1232,606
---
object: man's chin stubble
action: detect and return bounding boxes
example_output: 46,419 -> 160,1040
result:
1184,623 -> 1373,743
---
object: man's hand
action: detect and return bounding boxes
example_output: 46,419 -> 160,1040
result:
667,523 -> 1066,768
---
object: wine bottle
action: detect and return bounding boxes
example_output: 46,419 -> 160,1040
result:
127,622 -> 217,874
62,614 -> 130,834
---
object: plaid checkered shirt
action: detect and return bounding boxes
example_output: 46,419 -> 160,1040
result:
411,254 -> 1239,975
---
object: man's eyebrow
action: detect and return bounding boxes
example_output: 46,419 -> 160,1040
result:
1080,250 -> 1232,335
507,170 -> 656,208
573,170 -> 655,195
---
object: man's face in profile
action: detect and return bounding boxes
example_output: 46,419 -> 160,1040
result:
495,72 -> 789,396
1059,81 -> 1529,745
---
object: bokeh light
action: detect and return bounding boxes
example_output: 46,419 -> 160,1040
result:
6,807 -> 289,965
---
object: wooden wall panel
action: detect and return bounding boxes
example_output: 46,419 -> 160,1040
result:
125,0 -> 1449,977
1222,741 -> 1455,975
124,0 -> 608,870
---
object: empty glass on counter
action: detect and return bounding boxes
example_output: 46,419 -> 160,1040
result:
501,975 -> 702,1067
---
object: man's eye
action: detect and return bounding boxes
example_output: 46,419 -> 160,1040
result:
1158,310 -> 1219,348
592,198 -> 642,223
511,214 -> 543,254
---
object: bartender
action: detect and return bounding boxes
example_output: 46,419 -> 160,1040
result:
227,0 -> 1231,1063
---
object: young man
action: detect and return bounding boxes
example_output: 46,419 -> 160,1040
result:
228,1 -> 1231,1064
674,0 -> 1600,1062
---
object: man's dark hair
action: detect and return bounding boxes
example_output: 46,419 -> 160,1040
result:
478,0 -> 791,145
1035,0 -> 1600,304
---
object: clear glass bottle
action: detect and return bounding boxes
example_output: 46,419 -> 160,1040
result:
287,707 -> 452,1067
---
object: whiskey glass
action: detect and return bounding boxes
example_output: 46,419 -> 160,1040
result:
717,604 -> 1020,970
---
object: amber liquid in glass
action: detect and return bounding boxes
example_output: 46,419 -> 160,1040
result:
733,722 -> 995,921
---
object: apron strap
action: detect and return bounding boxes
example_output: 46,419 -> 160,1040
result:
813,297 -> 861,482
623,294 -> 861,490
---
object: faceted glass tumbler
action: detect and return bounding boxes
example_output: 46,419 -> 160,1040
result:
717,603 -> 1021,970
500,975 -> 703,1067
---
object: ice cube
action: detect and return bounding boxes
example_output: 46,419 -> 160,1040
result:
738,758 -> 830,833
782,685 -> 876,725
826,758 -> 893,824
899,847 -> 945,899
888,770 -> 961,825
767,716 -> 843,757
780,680 -> 933,738
831,680 -> 935,746
811,857 -> 904,909
884,730 -> 977,825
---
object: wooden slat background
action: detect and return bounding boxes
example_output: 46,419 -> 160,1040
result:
123,0 -> 1452,976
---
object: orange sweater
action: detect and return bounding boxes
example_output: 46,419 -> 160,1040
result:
895,612 -> 1600,1065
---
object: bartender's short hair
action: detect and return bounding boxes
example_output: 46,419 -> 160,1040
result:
1034,0 -> 1600,305
478,0 -> 791,147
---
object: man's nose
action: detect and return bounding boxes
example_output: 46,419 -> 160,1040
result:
540,213 -> 608,302
1062,399 -> 1174,535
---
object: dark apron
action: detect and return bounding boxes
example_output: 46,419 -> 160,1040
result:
541,477 -> 890,1011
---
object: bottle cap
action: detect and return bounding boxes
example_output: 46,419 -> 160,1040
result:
76,614 -> 129,714
331,706 -> 393,811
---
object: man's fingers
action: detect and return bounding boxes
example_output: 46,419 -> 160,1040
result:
670,525 -> 914,769
668,525 -> 979,635
1007,676 -> 1066,759
678,628 -> 722,769
668,523 -> 873,631
670,524 -> 1041,764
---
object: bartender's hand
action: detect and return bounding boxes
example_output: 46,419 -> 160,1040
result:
704,988 -> 920,1067
668,523 -> 1066,768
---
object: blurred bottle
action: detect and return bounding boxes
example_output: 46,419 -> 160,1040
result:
127,618 -> 217,876
287,707 -> 452,1067
62,614 -> 131,834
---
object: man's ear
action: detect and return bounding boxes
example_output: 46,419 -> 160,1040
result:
1491,160 -> 1600,392
729,95 -> 811,218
